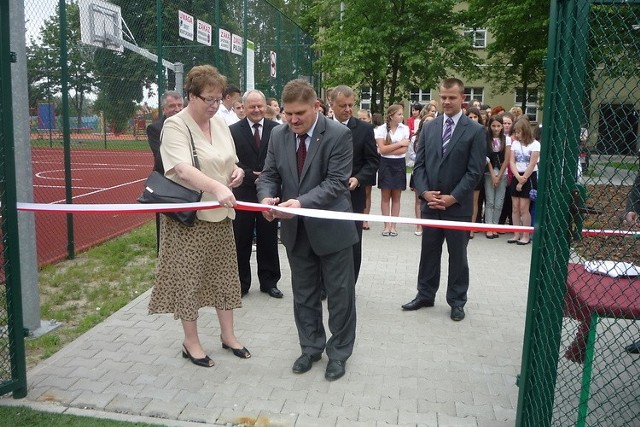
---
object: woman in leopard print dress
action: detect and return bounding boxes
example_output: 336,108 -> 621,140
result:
149,65 -> 249,367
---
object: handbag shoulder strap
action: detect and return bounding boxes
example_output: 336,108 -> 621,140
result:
179,117 -> 201,170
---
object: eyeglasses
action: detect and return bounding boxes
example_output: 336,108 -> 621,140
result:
195,95 -> 223,105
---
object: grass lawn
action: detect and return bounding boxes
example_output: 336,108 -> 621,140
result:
26,221 -> 157,366
0,406 -> 159,426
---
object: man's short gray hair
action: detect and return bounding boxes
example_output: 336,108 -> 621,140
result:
242,89 -> 266,104
329,85 -> 355,102
161,90 -> 182,106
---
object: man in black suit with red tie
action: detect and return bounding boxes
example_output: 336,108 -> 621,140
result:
146,91 -> 183,250
229,90 -> 282,298
329,85 -> 379,283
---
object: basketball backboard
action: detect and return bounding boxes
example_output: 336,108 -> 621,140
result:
79,0 -> 124,52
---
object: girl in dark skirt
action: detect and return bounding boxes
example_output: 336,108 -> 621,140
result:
508,118 -> 541,245
374,103 -> 411,236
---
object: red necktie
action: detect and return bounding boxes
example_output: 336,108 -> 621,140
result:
253,123 -> 261,148
297,134 -> 307,176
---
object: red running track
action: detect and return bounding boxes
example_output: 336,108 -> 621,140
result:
30,147 -> 155,266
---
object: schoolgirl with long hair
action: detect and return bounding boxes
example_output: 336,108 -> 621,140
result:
374,103 -> 410,236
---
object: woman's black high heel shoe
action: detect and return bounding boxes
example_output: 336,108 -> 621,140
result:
182,345 -> 215,367
220,336 -> 251,359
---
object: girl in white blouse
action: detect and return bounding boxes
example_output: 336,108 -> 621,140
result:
374,103 -> 410,236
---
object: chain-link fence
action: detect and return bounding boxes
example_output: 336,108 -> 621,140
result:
516,1 -> 639,426
24,0 -> 315,265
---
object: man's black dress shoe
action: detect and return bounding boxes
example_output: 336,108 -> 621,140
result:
262,288 -> 283,298
292,353 -> 321,374
625,340 -> 640,354
451,306 -> 465,321
401,298 -> 434,311
241,289 -> 248,297
325,360 -> 346,381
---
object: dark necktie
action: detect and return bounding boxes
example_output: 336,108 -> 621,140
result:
297,133 -> 307,177
442,117 -> 454,155
253,123 -> 261,148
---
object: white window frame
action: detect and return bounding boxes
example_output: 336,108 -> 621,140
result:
464,29 -> 487,49
464,87 -> 484,104
410,88 -> 432,104
515,89 -> 539,122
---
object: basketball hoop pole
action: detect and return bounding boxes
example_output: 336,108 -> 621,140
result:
107,35 -> 184,97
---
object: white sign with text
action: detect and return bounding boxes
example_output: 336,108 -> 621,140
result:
231,34 -> 243,55
178,10 -> 194,41
219,29 -> 231,51
196,19 -> 212,46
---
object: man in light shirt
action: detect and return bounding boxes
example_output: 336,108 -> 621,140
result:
215,84 -> 242,125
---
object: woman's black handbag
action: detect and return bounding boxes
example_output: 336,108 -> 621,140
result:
138,171 -> 202,226
138,120 -> 202,227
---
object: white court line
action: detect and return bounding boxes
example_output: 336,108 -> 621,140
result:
47,178 -> 147,205
34,185 -> 104,190
33,161 -> 150,168
35,167 -> 136,181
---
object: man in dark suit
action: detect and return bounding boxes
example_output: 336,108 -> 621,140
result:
229,90 -> 282,298
402,78 -> 486,321
329,85 -> 379,283
257,79 -> 358,381
146,91 -> 183,250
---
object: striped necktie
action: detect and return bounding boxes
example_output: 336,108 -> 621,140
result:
442,117 -> 454,155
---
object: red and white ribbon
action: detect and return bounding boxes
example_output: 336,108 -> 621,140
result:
15,201 -> 640,236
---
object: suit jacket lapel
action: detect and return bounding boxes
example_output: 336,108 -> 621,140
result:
432,115 -> 444,162
301,115 -> 325,180
285,128 -> 299,182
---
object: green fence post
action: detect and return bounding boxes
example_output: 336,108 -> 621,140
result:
59,0 -> 75,260
156,0 -> 164,98
516,0 -> 592,425
275,12 -> 281,96
0,0 -> 27,399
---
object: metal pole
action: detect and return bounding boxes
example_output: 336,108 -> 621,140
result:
242,0 -> 247,89
1,0 -> 27,399
10,0 -> 41,336
156,0 -> 164,99
59,0 -> 75,259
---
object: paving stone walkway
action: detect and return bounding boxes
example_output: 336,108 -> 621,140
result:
2,186 -> 531,426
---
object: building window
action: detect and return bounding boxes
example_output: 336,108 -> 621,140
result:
464,29 -> 487,48
410,88 -> 432,104
515,89 -> 539,122
464,87 -> 484,105
360,87 -> 372,110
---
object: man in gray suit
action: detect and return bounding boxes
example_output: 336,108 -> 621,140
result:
402,78 -> 486,321
257,79 -> 358,381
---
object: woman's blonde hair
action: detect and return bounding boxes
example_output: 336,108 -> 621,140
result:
513,117 -> 533,146
510,106 -> 523,117
384,103 -> 404,145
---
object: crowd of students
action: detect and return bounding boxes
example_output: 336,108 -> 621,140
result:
351,99 -> 540,242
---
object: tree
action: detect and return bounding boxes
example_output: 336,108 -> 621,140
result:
26,1 -> 97,128
466,0 -> 549,108
310,0 -> 477,112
